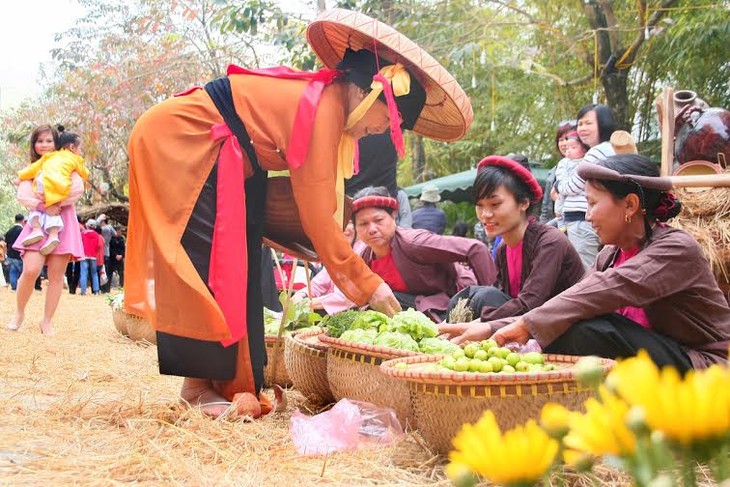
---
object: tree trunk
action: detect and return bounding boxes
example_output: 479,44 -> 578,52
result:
602,70 -> 631,130
411,135 -> 426,182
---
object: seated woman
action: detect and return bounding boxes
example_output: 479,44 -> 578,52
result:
443,154 -> 730,371
352,186 -> 497,319
441,155 -> 584,326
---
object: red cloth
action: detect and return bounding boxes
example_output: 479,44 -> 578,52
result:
81,229 -> 101,258
369,252 -> 408,293
505,240 -> 524,299
209,122 -> 248,347
226,65 -> 341,170
614,247 -> 651,329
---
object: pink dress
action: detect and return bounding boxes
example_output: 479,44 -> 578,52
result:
13,173 -> 85,259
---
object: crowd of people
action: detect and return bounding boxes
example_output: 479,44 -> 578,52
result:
3,9 -> 728,420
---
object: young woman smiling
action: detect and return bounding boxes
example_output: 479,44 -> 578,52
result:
439,156 -> 583,335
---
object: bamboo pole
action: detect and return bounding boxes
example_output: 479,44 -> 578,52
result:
668,174 -> 730,189
660,87 -> 675,177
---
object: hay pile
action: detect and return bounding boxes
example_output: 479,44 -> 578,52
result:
670,186 -> 730,298
0,288 -> 446,485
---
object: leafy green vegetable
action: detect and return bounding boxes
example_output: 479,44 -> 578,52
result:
373,331 -> 419,351
323,310 -> 361,338
339,328 -> 378,344
418,337 -> 460,354
389,308 -> 438,341
351,310 -> 390,331
264,293 -> 323,336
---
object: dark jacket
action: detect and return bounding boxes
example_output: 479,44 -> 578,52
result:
4,224 -> 23,259
482,220 -> 584,321
361,228 -> 497,313
109,235 -> 126,258
522,225 -> 730,368
412,204 -> 447,235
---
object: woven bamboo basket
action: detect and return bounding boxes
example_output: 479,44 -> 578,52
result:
284,330 -> 333,404
264,335 -> 292,388
111,308 -> 156,344
320,335 -> 421,427
381,354 -> 615,454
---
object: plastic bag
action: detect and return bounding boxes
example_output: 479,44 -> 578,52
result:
509,339 -> 542,354
290,399 -> 404,456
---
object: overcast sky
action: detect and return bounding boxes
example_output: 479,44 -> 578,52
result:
0,0 -> 85,110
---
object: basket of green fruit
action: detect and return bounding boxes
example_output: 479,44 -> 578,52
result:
263,295 -> 324,388
381,342 -> 615,454
320,309 -> 460,426
284,328 -> 335,405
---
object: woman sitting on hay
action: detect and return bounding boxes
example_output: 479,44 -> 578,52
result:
349,186 -> 497,320
442,154 -> 730,371
124,9 -> 472,418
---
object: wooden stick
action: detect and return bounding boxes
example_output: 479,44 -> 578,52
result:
669,174 -> 730,189
305,263 -> 313,311
270,248 -> 287,291
271,257 -> 298,384
660,87 -> 675,177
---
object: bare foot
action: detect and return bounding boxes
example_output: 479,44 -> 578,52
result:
39,321 -> 54,336
180,377 -> 231,418
6,312 -> 23,331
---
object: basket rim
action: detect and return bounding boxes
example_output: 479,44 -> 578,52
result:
319,334 -> 421,360
380,353 -> 615,385
289,330 -> 329,351
112,308 -> 145,321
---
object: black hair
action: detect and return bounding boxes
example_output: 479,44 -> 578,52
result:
336,48 -> 426,130
587,154 -> 682,239
452,221 -> 468,237
576,104 -> 617,144
472,164 -> 533,211
57,126 -> 81,149
15,213 -> 25,222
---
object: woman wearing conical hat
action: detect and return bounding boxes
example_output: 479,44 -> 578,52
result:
125,9 -> 472,418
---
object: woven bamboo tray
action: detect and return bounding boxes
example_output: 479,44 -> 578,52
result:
111,308 -> 156,344
381,354 -> 615,454
284,330 -> 333,404
319,335 -> 421,427
264,335 -> 292,388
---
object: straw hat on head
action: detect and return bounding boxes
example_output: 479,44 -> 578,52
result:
306,8 -> 473,142
420,183 -> 441,203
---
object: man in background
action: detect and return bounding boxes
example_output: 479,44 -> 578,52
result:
98,214 -> 117,293
4,214 -> 25,290
412,184 -> 446,234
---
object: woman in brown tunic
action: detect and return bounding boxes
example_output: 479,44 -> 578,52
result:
439,156 -> 584,330
124,9 -> 472,417
351,187 -> 496,320
444,154 -> 730,371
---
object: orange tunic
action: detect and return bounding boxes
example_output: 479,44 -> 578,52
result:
125,73 -> 383,395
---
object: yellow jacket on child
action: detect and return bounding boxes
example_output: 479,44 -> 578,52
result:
18,149 -> 89,206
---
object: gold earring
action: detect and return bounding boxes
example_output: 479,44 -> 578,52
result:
625,214 -> 632,223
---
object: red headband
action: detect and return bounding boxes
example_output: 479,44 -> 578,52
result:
352,195 -> 399,214
476,155 -> 543,203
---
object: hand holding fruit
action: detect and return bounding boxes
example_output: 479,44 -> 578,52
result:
492,318 -> 530,346
368,282 -> 402,317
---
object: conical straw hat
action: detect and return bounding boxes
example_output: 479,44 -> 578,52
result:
307,8 -> 473,142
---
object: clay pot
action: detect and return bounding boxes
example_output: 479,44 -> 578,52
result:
264,176 -> 352,261
674,107 -> 730,168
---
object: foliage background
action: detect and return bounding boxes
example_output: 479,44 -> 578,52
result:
0,0 -> 727,229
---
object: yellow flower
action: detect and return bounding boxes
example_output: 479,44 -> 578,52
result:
447,411 -> 558,486
608,350 -> 730,446
563,386 -> 636,458
540,402 -> 574,439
